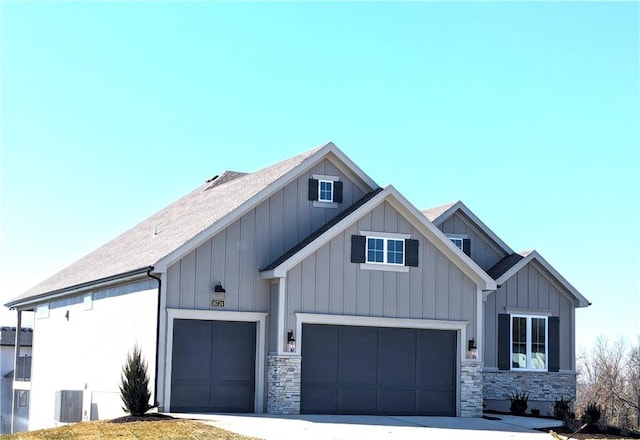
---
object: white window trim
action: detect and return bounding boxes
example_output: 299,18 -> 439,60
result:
365,236 -> 405,266
312,174 -> 340,207
317,179 -> 334,202
510,314 -> 548,372
446,234 -> 467,250
163,308 -> 267,413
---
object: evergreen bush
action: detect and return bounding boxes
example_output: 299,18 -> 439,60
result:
119,344 -> 153,416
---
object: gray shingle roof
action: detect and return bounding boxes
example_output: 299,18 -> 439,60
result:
486,253 -> 525,280
8,145 -> 326,306
422,201 -> 457,222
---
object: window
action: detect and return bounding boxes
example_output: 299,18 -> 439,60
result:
450,237 -> 463,249
366,237 -> 404,265
511,315 -> 547,370
308,175 -> 343,206
318,180 -> 333,202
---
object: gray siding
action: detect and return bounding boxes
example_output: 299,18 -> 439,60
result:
166,158 -> 367,312
484,261 -> 575,370
440,212 -> 506,271
285,202 -> 479,338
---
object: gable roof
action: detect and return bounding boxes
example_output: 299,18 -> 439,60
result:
421,200 -> 514,255
493,250 -> 591,307
260,188 -> 384,271
8,143 -> 378,309
486,253 -> 525,280
261,185 -> 497,291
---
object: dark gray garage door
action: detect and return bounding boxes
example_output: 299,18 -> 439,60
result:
301,324 -> 456,416
170,319 -> 256,413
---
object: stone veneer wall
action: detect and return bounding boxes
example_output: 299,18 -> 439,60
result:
267,354 -> 301,415
460,362 -> 483,417
483,370 -> 576,403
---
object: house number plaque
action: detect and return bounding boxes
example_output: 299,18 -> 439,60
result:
212,300 -> 225,307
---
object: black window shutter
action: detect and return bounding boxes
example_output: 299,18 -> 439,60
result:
405,239 -> 419,267
351,235 -> 366,263
498,314 -> 511,370
548,316 -> 560,372
308,178 -> 319,201
333,181 -> 343,203
462,238 -> 471,256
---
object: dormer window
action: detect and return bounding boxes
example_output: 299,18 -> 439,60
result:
447,235 -> 471,257
308,175 -> 343,207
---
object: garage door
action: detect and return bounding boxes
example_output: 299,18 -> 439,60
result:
170,319 -> 256,413
301,324 -> 456,415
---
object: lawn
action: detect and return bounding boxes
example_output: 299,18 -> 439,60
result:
2,419 -> 262,440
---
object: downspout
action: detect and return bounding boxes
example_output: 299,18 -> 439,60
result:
146,268 -> 162,408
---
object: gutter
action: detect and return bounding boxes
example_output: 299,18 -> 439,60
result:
146,268 -> 162,408
5,267 -> 153,310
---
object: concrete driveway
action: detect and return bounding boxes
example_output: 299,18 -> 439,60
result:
170,413 -> 563,440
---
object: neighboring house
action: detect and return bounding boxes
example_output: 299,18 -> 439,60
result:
0,327 -> 32,434
5,143 -> 588,430
423,201 -> 590,412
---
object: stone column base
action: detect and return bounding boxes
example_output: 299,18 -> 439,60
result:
460,361 -> 483,417
267,354 -> 301,415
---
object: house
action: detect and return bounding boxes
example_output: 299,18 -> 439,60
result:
423,201 -> 590,412
5,143 -> 588,430
0,327 -> 32,434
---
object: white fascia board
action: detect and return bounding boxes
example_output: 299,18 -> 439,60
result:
154,143 -> 379,273
384,187 -> 497,291
431,201 -> 514,255
495,250 -> 590,307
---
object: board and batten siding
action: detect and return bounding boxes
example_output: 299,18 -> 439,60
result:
285,202 -> 479,338
165,158 -> 368,312
484,261 -> 575,370
439,212 -> 506,271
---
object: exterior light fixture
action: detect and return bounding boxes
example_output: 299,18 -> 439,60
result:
214,282 -> 226,293
468,338 -> 478,359
287,330 -> 296,353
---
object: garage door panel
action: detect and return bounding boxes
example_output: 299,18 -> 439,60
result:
377,389 -> 416,413
302,324 -> 456,416
338,388 -> 377,413
301,386 -> 337,413
210,384 -> 255,411
338,326 -> 377,385
171,383 -> 210,409
417,390 -> 456,415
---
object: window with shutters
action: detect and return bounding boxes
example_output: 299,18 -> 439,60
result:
511,315 -> 547,370
449,237 -> 463,249
366,237 -> 404,265
309,174 -> 342,207
351,232 -> 418,272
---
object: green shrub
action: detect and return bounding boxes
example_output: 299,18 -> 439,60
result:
553,395 -> 572,420
507,390 -> 529,415
581,402 -> 602,425
119,344 -> 154,416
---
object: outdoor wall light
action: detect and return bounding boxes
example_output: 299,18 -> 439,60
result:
213,282 -> 226,293
468,338 -> 478,359
287,330 -> 296,352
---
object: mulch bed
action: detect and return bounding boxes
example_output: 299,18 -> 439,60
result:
538,424 -> 640,439
111,413 -> 176,423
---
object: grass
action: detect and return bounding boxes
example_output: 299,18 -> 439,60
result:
2,419 -> 262,440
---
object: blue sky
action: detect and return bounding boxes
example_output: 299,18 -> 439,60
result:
1,2 -> 638,351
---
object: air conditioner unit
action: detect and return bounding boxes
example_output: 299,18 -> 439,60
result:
54,390 -> 82,423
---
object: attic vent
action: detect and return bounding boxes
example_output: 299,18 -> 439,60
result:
204,171 -> 248,191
